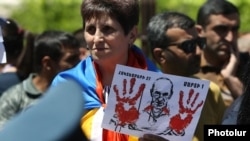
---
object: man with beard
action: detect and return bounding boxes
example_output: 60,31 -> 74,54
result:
195,0 -> 243,107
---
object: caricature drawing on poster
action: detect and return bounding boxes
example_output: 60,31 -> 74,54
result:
101,64 -> 210,141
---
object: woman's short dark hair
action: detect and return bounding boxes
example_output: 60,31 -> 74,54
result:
81,0 -> 139,35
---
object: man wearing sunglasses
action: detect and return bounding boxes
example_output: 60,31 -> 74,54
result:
147,11 -> 226,141
195,0 -> 243,108
147,11 -> 205,76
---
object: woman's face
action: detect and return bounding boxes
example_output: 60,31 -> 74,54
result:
84,14 -> 132,65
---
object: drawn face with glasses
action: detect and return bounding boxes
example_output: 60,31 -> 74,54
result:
167,37 -> 206,54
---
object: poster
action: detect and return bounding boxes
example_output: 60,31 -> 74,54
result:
102,64 -> 210,141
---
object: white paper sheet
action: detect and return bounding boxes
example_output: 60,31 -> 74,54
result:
102,64 -> 210,141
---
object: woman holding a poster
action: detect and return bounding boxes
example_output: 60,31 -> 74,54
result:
51,0 -> 168,141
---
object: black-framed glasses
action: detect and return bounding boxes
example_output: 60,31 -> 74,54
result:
167,37 -> 206,54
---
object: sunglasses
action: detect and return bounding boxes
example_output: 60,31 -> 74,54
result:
167,37 -> 206,54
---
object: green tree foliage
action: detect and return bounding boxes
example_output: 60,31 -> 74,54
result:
11,0 -> 83,34
156,0 -> 250,33
231,0 -> 250,33
9,0 -> 250,34
156,0 -> 204,21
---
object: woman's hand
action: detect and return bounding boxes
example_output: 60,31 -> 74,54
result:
139,134 -> 169,141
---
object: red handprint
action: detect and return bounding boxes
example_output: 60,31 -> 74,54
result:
112,77 -> 145,129
169,89 -> 204,134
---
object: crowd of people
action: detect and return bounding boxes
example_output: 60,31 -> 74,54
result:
0,0 -> 249,141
